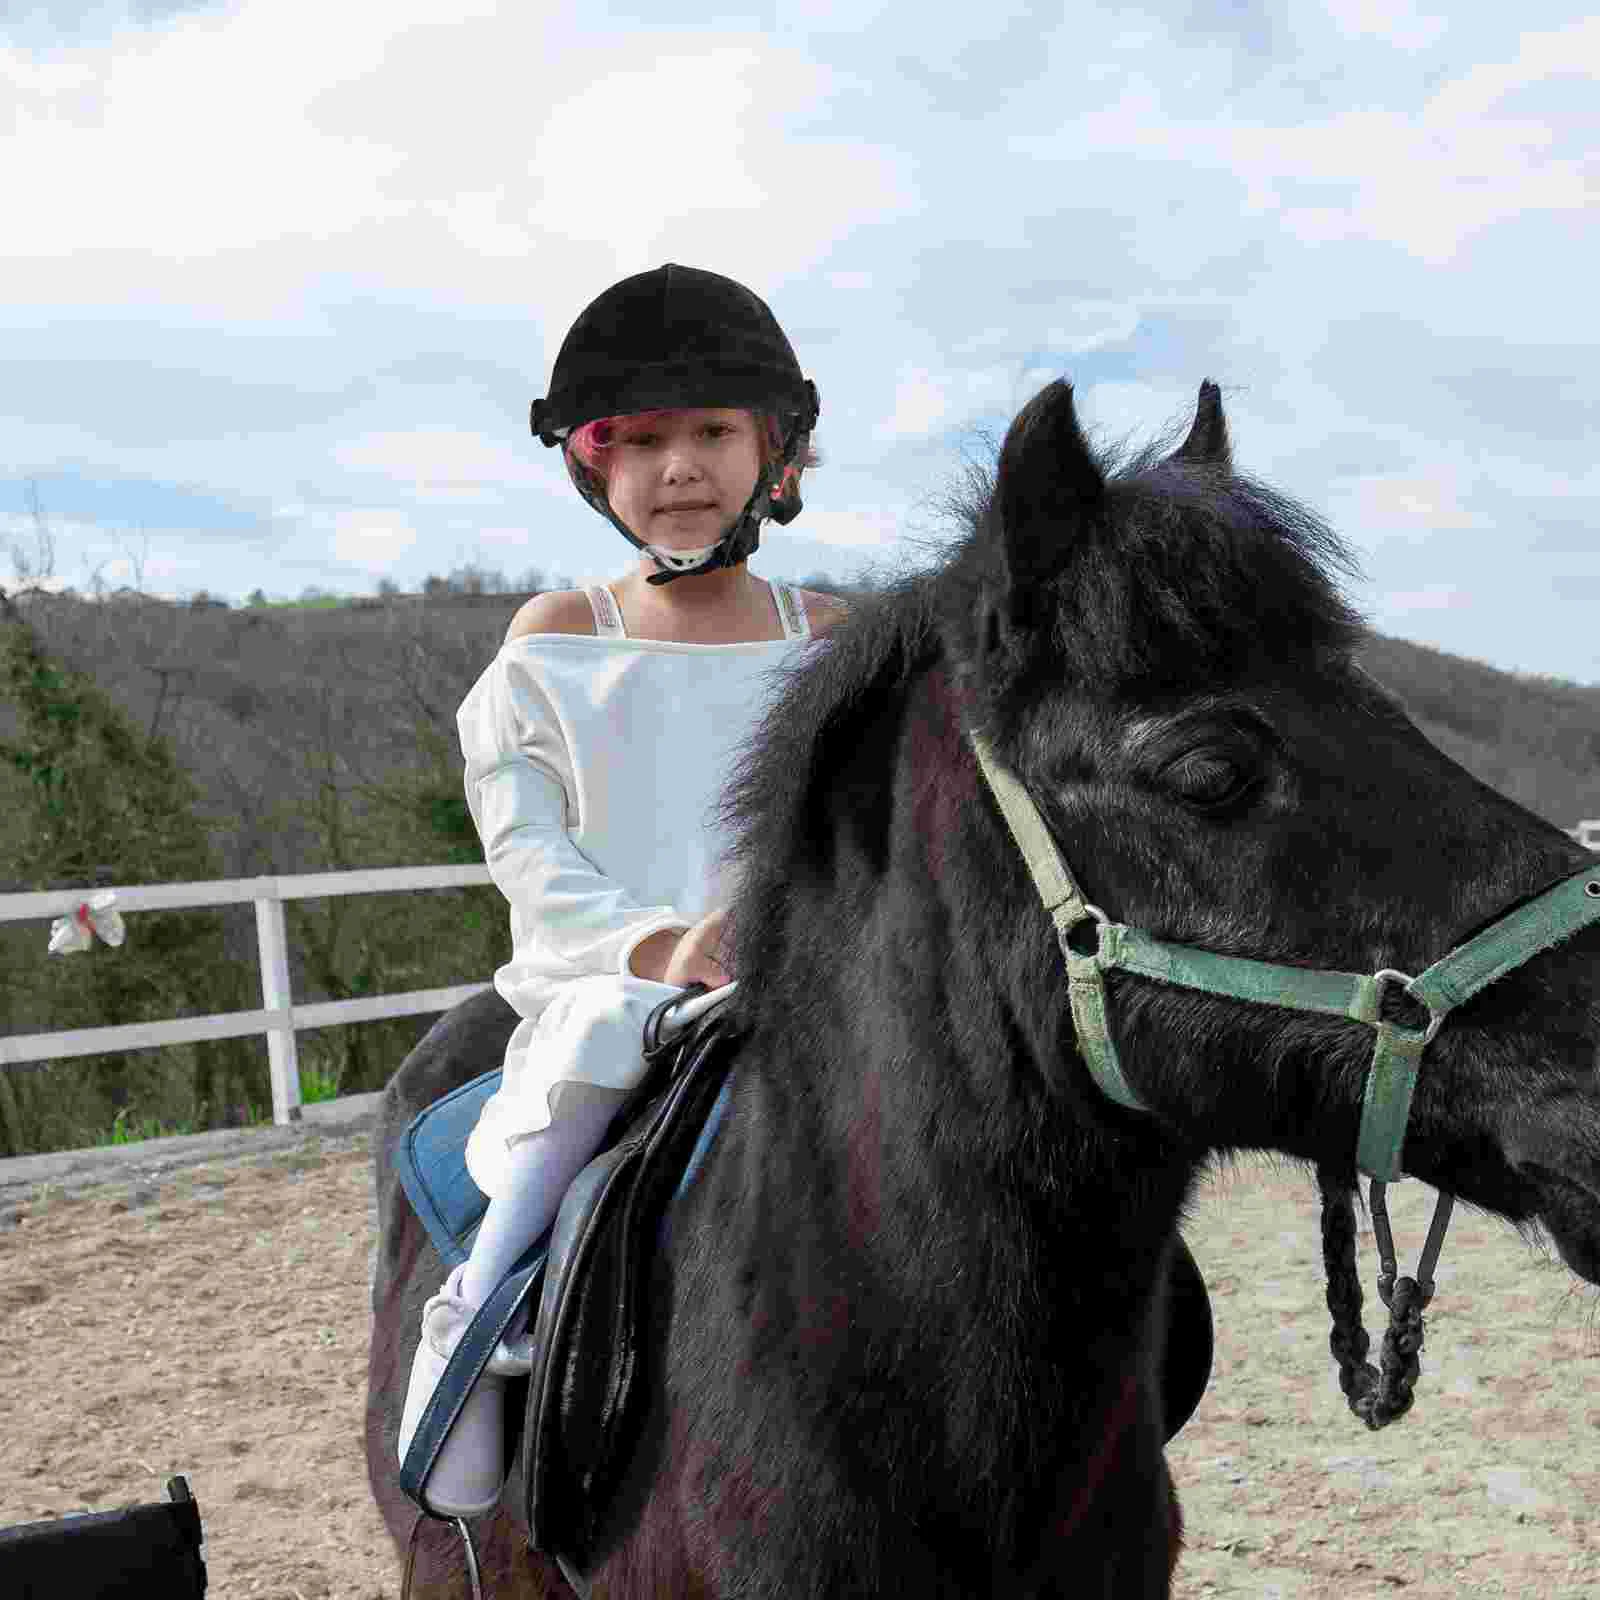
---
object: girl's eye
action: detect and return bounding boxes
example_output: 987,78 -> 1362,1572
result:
621,426 -> 733,446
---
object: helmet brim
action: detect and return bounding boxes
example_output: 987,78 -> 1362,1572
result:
535,367 -> 814,441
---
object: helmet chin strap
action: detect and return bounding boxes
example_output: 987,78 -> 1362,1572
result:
642,508 -> 761,587
644,540 -> 721,573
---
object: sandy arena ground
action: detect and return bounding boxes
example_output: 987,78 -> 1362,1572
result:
1,1121 -> 1597,1598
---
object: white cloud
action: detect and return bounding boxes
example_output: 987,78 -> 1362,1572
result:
1322,0 -> 1447,49
1076,379 -> 1196,451
4,7 -> 913,321
1012,17 -> 1599,267
1351,472 -> 1491,536
947,303 -> 1140,365
873,359 -> 1074,445
1038,303 -> 1142,356
330,509 -> 419,566
331,427 -> 546,503
782,502 -> 905,550
1382,583 -> 1469,613
876,369 -> 953,442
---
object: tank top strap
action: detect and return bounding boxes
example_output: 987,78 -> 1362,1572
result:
585,584 -> 627,639
770,580 -> 811,642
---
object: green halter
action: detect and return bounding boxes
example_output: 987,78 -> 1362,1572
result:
969,730 -> 1600,1184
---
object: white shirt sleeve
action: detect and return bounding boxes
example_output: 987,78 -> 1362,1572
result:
456,648 -> 693,994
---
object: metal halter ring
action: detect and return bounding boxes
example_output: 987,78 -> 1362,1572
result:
1371,968 -> 1443,1044
1061,902 -> 1112,958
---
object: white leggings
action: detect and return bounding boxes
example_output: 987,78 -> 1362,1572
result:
459,1082 -> 630,1307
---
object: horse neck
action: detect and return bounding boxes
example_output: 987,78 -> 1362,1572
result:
719,654 -> 1193,1508
727,1000 -> 1186,1538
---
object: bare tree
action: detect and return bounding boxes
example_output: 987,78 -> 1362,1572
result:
8,479 -> 57,592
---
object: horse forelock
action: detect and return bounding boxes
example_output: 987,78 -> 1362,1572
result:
934,434 -> 1369,703
1040,474 -> 1365,697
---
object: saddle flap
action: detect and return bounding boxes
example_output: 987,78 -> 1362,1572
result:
524,1014 -> 739,1569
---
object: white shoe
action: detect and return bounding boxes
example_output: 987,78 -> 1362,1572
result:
397,1265 -> 527,1518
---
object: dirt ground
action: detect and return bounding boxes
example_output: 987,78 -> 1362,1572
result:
2,1128 -> 1596,1599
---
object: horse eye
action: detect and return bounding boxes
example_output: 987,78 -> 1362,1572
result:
1165,753 -> 1253,810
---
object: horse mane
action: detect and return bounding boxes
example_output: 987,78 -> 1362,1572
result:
717,413 -> 1369,992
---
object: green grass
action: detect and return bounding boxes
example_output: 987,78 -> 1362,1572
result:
97,1107 -> 205,1146
92,1064 -> 339,1146
299,1062 -> 341,1104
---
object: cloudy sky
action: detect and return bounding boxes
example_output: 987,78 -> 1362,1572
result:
3,2 -> 1596,683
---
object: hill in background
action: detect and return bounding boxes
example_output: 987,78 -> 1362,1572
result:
4,578 -> 1597,883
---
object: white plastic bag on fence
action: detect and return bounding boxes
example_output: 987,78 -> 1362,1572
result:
47,891 -> 127,955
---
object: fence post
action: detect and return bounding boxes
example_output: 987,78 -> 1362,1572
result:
254,893 -> 302,1125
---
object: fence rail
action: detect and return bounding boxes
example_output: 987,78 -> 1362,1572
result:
5,823 -> 1600,1127
0,865 -> 494,1126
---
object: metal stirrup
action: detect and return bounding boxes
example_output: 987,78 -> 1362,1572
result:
402,1511 -> 482,1600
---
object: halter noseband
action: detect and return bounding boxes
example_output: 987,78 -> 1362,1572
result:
968,727 -> 1600,1422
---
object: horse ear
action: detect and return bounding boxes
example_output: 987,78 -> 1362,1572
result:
1169,379 -> 1230,469
989,379 -> 1103,639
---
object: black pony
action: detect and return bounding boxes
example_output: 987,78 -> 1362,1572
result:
367,379 -> 1600,1597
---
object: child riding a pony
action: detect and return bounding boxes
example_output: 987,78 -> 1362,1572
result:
397,263 -> 838,1518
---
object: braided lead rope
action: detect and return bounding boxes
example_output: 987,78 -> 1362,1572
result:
1315,1167 -> 1452,1430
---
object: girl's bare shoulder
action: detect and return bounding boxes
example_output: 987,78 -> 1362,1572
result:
505,590 -> 597,642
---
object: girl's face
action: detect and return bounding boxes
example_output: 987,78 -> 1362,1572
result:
603,408 -> 764,551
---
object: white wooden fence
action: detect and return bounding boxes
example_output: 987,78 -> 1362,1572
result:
5,821 -> 1600,1130
0,865 -> 493,1126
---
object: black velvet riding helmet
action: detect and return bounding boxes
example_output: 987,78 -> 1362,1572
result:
530,264 -> 820,585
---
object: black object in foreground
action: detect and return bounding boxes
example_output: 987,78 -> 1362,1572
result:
0,1475 -> 206,1598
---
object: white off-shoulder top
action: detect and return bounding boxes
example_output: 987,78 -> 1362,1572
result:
457,578 -> 814,1196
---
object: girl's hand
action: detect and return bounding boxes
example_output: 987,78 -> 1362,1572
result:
661,904 -> 732,991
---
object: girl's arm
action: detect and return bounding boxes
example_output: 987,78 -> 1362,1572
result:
457,652 -> 692,995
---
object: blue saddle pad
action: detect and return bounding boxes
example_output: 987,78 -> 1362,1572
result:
393,1063 -> 736,1270
395,1068 -> 501,1267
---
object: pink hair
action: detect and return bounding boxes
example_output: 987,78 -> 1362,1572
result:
567,408 -> 820,486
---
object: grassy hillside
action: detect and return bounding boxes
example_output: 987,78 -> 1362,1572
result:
1357,634 -> 1600,830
